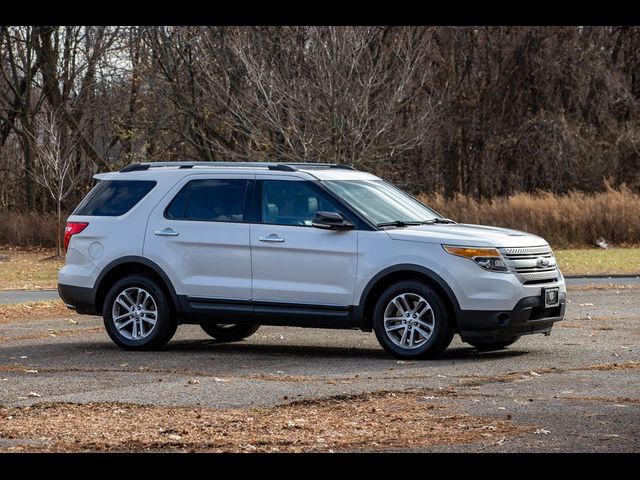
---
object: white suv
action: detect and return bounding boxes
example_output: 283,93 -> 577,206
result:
58,162 -> 566,359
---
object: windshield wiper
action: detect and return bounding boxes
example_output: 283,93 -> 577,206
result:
377,218 -> 456,228
376,220 -> 424,228
422,217 -> 456,224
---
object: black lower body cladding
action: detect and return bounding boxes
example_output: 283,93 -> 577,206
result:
457,292 -> 566,343
58,283 -> 97,315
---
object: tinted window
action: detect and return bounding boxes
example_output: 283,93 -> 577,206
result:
73,180 -> 156,217
260,180 -> 341,226
166,179 -> 248,222
165,183 -> 188,219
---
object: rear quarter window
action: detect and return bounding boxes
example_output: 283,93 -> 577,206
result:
73,180 -> 157,216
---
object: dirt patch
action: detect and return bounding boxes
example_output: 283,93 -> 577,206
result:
0,390 -> 531,452
567,284 -> 640,292
0,301 -> 77,324
0,326 -> 103,344
456,362 -> 640,387
557,396 -> 640,404
578,361 -> 640,372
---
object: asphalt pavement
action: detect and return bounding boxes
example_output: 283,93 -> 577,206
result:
0,282 -> 638,452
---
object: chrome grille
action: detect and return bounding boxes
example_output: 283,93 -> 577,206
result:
499,245 -> 558,284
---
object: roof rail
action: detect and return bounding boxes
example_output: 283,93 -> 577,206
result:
119,162 -> 356,173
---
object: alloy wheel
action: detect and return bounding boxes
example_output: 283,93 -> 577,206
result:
383,293 -> 435,349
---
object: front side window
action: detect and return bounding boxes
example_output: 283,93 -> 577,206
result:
165,179 -> 248,222
259,180 -> 342,226
73,180 -> 156,217
322,180 -> 439,226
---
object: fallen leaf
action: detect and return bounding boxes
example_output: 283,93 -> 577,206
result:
27,391 -> 41,398
530,371 -> 541,377
68,319 -> 78,324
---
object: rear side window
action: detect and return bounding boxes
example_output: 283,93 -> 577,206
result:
73,180 -> 156,216
165,179 -> 248,222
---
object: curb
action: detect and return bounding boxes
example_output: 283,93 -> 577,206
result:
564,274 -> 640,279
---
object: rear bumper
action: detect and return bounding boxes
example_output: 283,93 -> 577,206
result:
58,283 -> 97,315
457,292 -> 566,342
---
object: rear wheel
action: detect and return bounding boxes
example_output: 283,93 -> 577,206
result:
467,336 -> 521,351
103,274 -> 177,350
200,323 -> 260,342
373,280 -> 454,359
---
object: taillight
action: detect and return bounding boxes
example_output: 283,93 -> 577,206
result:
64,222 -> 89,252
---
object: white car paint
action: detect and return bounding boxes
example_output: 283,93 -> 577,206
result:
59,164 -> 566,322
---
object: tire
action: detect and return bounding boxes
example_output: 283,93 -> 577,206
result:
103,274 -> 177,350
467,336 -> 521,351
372,280 -> 454,359
200,323 -> 260,342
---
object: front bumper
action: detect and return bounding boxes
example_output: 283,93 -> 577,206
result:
457,292 -> 566,343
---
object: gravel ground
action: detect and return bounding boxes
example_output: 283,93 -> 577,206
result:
0,285 -> 638,452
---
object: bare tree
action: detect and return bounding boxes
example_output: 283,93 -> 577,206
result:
26,105 -> 85,256
3,24 -> 640,231
194,27 -> 446,173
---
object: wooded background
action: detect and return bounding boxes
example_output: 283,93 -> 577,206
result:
1,26 -> 639,218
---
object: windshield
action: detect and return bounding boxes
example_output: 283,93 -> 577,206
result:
323,180 -> 440,226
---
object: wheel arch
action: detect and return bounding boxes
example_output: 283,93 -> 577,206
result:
93,256 -> 180,316
355,264 -> 462,332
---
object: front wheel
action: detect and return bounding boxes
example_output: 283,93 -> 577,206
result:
467,336 -> 521,351
373,280 -> 454,359
200,323 -> 260,342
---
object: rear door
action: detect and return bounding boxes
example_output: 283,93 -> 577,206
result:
144,174 -> 254,303
250,176 -> 359,310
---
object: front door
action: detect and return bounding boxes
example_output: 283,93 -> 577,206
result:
250,177 -> 359,310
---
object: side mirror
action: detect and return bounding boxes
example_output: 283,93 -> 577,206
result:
312,211 -> 354,231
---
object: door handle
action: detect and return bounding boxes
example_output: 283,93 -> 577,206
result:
259,234 -> 285,243
154,227 -> 179,237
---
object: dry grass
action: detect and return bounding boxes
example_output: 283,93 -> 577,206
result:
421,184 -> 640,247
3,185 -> 640,250
0,212 -> 59,248
0,248 -> 62,290
0,390 -> 530,452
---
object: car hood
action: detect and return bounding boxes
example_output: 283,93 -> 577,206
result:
384,223 -> 548,248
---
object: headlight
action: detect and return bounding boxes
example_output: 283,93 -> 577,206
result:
442,245 -> 510,273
